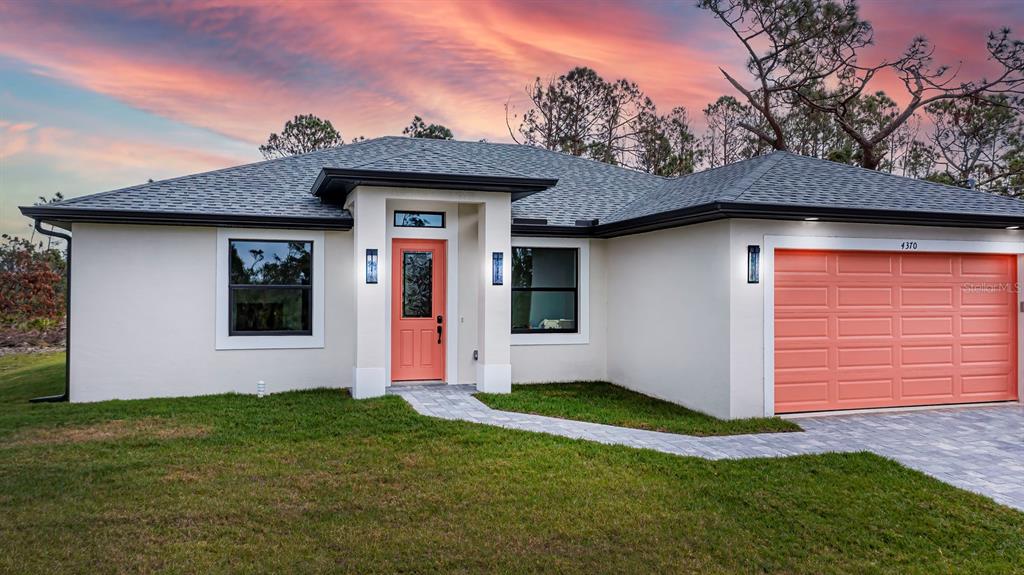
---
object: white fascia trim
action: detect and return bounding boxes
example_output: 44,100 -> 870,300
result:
216,228 -> 326,350
510,236 -> 590,346
761,234 -> 1024,416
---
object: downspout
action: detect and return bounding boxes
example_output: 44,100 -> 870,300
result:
30,219 -> 70,403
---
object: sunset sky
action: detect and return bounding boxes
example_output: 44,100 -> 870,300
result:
2,0 -> 1023,239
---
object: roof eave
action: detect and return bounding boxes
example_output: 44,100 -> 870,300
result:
311,168 -> 558,203
19,206 -> 354,231
515,202 -> 1024,238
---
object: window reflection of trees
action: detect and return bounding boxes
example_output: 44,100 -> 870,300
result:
228,240 -> 312,334
229,241 -> 311,285
403,252 -> 433,318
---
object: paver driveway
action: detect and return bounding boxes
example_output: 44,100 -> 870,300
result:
391,384 -> 1024,511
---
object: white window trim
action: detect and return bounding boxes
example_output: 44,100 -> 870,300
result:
761,234 -> 1024,416
216,228 -> 325,350
511,237 -> 590,346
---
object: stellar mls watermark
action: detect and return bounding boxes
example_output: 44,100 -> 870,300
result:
961,282 -> 1020,293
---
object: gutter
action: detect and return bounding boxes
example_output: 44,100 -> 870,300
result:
30,220 -> 70,403
18,206 -> 353,231
512,202 -> 1024,239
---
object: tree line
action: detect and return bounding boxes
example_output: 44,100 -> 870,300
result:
261,0 -> 1023,196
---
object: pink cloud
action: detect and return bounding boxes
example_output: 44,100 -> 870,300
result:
7,122 -> 37,133
0,1 -> 736,144
4,121 -> 245,179
0,0 -> 1019,147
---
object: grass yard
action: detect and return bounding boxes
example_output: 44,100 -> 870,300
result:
1,353 -> 1022,574
476,382 -> 801,436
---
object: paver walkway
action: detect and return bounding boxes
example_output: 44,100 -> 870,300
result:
390,384 -> 1024,511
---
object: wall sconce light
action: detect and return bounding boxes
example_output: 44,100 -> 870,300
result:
365,248 -> 378,284
747,245 -> 760,284
492,252 -> 503,285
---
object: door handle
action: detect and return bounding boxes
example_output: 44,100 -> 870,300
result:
437,325 -> 443,344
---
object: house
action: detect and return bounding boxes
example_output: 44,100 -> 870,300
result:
21,136 -> 1024,419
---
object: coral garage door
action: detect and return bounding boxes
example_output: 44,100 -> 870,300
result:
774,250 -> 1019,414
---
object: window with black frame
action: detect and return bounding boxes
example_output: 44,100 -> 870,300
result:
394,210 -> 445,228
228,239 -> 312,335
511,247 -> 578,333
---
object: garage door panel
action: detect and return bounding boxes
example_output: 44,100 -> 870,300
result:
775,286 -> 829,308
836,317 -> 893,338
901,316 -> 954,337
775,250 -> 1018,414
961,374 -> 1014,395
836,253 -> 893,275
837,286 -> 894,308
836,378 -> 894,401
775,348 -> 829,370
775,317 -> 829,339
901,345 -> 954,367
961,315 -> 1012,335
902,376 -> 954,398
962,288 -> 1013,306
837,346 -> 893,369
901,286 -> 954,308
961,343 -> 1012,364
775,381 -> 830,404
961,254 -> 1013,277
900,253 -> 955,276
776,252 -> 830,274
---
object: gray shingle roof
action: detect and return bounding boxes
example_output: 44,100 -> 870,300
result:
32,137 -> 662,226
607,152 -> 1024,223
24,137 -> 1024,231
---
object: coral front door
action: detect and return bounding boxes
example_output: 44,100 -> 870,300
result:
391,239 -> 446,382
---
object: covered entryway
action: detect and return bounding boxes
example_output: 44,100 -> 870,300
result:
774,249 -> 1019,414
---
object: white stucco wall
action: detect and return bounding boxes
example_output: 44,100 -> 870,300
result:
69,223 -> 354,402
728,219 -> 1024,418
605,221 -> 733,418
458,204 -> 480,384
510,238 -> 608,383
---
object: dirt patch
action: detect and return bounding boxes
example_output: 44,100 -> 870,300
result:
0,324 -> 66,350
0,346 -> 63,358
6,418 -> 210,447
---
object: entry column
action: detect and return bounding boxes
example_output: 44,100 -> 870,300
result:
350,188 -> 387,398
476,197 -> 513,393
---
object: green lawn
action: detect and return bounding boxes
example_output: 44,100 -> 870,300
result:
1,353 -> 1022,574
476,382 -> 801,436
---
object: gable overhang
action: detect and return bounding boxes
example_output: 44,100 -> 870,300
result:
511,202 -> 1024,239
311,167 -> 558,204
19,205 -> 353,231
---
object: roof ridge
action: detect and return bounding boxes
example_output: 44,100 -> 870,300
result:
346,146 -> 421,170
402,135 -> 670,181
727,152 -> 788,201
423,145 -> 536,179
347,143 -> 536,178
600,152 -> 780,223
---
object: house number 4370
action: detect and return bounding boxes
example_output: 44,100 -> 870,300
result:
900,241 -> 919,250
